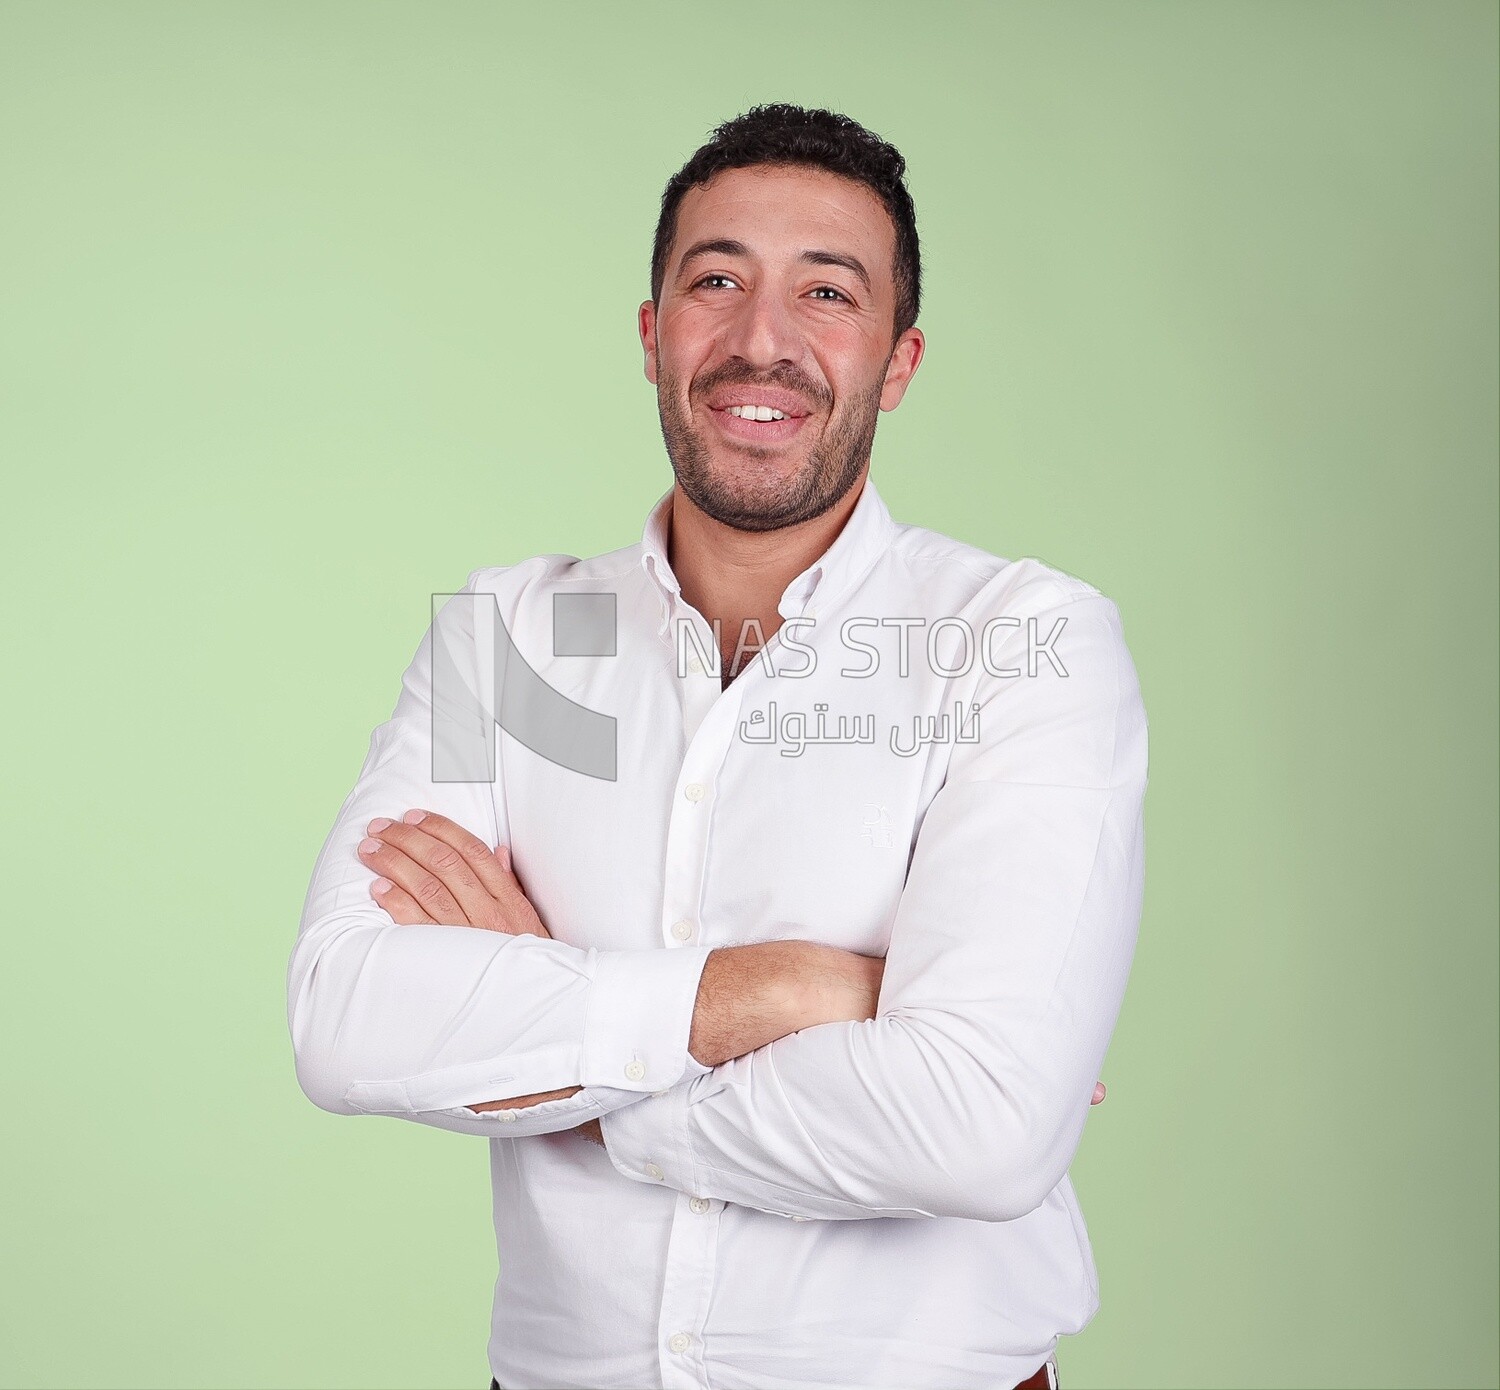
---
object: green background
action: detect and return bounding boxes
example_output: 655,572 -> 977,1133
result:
2,2 -> 1495,1387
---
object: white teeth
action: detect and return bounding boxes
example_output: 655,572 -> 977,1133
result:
726,404 -> 787,421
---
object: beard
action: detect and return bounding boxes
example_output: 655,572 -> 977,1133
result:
654,358 -> 885,534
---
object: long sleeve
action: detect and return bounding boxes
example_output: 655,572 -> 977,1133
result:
287,564 -> 714,1140
601,588 -> 1147,1219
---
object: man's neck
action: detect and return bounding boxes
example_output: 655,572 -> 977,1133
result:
667,474 -> 866,678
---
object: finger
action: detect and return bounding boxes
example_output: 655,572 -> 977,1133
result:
399,809 -> 522,907
357,834 -> 468,925
1091,1081 -> 1107,1105
375,812 -> 552,938
393,810 -> 542,934
365,817 -> 503,929
370,877 -> 433,925
492,842 -> 545,919
483,842 -> 551,936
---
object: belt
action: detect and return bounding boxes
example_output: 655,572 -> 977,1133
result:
1016,1356 -> 1059,1389
489,1360 -> 1057,1390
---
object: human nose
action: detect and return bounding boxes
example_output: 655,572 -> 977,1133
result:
718,282 -> 803,369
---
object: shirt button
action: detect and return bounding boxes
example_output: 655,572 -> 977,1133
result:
668,1333 -> 692,1353
684,782 -> 706,802
689,1196 -> 710,1214
670,919 -> 694,941
498,1110 -> 517,1124
645,1162 -> 664,1180
687,655 -> 704,674
624,1060 -> 646,1081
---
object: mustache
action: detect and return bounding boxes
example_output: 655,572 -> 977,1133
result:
690,364 -> 830,410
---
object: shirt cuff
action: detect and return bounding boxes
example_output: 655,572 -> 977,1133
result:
598,1074 -> 697,1191
580,944 -> 714,1094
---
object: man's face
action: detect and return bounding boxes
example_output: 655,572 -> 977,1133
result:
640,163 -> 924,533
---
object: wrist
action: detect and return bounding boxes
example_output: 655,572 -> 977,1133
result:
688,941 -> 807,1067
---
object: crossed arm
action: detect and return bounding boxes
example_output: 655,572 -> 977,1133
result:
290,577 -> 1137,1220
350,809 -> 1106,1149
353,809 -> 886,1137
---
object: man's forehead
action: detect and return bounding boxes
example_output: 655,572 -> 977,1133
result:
674,165 -> 894,268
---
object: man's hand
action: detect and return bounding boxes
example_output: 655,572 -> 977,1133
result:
355,809 -> 603,1131
357,808 -> 550,937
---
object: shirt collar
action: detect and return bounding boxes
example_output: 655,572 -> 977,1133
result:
638,474 -> 897,638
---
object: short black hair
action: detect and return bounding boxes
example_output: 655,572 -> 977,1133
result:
651,103 -> 921,346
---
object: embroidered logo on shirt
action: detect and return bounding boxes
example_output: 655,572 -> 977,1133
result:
860,803 -> 895,848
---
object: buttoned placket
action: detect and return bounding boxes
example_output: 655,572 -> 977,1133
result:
643,567 -> 819,1389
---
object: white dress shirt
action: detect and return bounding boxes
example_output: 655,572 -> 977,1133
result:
288,473 -> 1149,1390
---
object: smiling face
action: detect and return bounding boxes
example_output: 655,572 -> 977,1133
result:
640,163 -> 923,532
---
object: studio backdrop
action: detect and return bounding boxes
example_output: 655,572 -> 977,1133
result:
1,3 -> 1495,1388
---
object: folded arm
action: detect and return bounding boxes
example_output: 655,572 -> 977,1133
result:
287,568 -> 886,1139
287,567 -> 719,1139
601,590 -> 1148,1221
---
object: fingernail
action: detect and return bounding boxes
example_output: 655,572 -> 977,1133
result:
403,809 -> 428,825
367,817 -> 393,833
371,878 -> 392,895
358,837 -> 381,856
498,845 -> 511,871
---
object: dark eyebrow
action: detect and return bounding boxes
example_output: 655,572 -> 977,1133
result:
676,239 -> 751,277
677,239 -> 872,297
798,249 -> 871,296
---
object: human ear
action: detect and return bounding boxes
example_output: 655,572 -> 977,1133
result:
639,300 -> 658,385
879,326 -> 925,411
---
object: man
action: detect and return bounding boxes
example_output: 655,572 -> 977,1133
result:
288,104 -> 1147,1390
